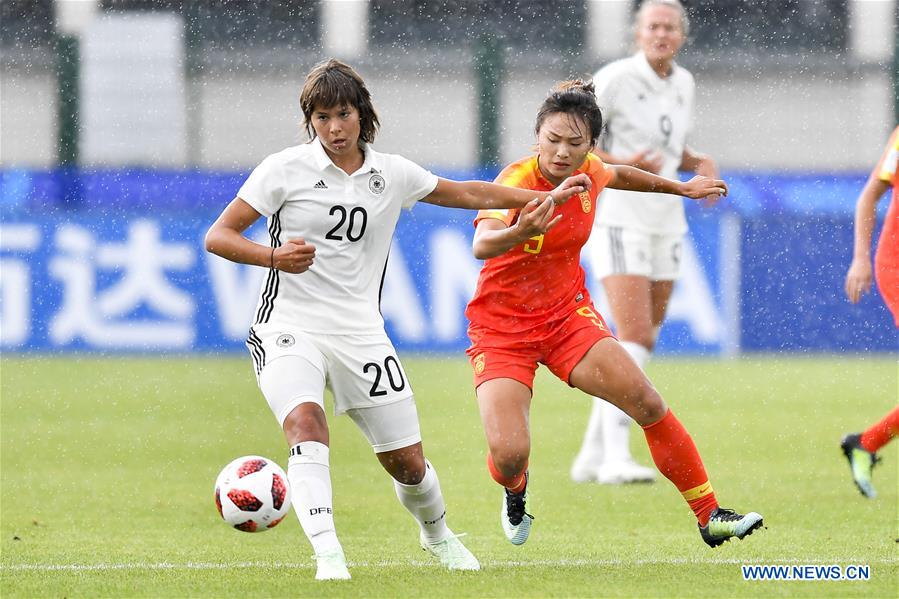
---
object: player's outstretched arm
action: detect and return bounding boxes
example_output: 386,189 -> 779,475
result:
607,165 -> 727,202
472,197 -> 562,260
845,176 -> 891,303
205,197 -> 316,273
422,173 -> 591,210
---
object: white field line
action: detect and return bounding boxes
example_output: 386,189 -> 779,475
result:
2,557 -> 896,572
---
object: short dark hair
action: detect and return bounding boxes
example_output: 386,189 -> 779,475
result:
299,59 -> 380,145
534,80 -> 603,146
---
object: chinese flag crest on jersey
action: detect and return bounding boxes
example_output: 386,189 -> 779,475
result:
579,191 -> 591,213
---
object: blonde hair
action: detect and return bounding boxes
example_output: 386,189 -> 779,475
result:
634,0 -> 690,37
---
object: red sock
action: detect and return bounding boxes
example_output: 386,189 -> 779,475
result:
860,407 -> 899,453
486,453 -> 527,494
642,409 -> 718,527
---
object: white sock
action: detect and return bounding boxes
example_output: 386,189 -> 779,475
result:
575,397 -> 605,461
601,341 -> 651,464
288,441 -> 341,555
393,460 -> 450,544
620,340 -> 651,370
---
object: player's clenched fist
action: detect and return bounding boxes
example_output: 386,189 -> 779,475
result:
551,173 -> 593,205
273,238 -> 316,273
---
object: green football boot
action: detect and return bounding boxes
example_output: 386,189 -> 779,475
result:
699,507 -> 764,548
840,433 -> 880,498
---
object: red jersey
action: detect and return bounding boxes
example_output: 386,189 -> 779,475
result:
873,126 -> 899,326
874,126 -> 898,263
465,154 -> 613,334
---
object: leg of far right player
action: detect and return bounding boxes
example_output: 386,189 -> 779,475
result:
569,338 -> 764,548
476,378 -> 535,546
840,406 -> 899,498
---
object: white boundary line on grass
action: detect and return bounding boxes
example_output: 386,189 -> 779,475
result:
3,557 -> 896,572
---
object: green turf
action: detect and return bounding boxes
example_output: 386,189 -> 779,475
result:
1,355 -> 896,597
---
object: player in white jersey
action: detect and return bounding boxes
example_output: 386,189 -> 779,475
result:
205,59 -> 589,581
571,0 -> 722,485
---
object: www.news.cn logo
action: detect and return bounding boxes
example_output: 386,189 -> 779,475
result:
742,564 -> 870,581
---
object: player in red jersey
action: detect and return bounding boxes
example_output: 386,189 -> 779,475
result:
840,125 -> 899,498
466,80 -> 763,548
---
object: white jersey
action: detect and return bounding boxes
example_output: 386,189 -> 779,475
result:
594,52 -> 695,235
237,138 -> 438,334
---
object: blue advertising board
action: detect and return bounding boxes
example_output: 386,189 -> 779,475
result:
1,169 -> 895,354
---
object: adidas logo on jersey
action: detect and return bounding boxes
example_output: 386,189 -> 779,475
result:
313,180 -> 328,189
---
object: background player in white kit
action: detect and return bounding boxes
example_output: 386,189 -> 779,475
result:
571,0 -> 721,485
205,59 -> 589,581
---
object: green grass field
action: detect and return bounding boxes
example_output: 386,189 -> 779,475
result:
1,355 -> 896,597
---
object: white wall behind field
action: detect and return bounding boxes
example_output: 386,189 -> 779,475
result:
0,70 -> 56,167
694,71 -> 893,172
1,61 -> 893,172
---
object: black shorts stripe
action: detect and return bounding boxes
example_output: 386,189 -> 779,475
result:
255,209 -> 283,324
245,330 -> 259,375
246,328 -> 266,375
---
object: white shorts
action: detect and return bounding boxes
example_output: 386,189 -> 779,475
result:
590,225 -> 683,281
246,324 -> 420,453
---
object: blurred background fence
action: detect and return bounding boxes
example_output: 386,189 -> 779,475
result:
1,0 -> 897,354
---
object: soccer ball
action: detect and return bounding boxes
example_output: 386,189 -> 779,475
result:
214,456 -> 291,532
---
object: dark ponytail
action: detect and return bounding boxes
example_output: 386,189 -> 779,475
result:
534,80 -> 603,145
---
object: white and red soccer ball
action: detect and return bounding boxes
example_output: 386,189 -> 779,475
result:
214,456 -> 291,532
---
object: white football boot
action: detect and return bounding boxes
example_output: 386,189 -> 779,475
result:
314,547 -> 351,580
420,532 -> 480,570
596,459 -> 656,485
501,472 -> 533,545
569,451 -> 603,483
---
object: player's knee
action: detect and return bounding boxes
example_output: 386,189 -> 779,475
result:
395,467 -> 425,486
379,445 -> 426,485
387,455 -> 426,485
632,385 -> 667,425
492,447 -> 529,478
282,401 -> 328,443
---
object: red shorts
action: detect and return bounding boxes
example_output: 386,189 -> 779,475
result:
466,302 -> 615,390
875,222 -> 899,327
